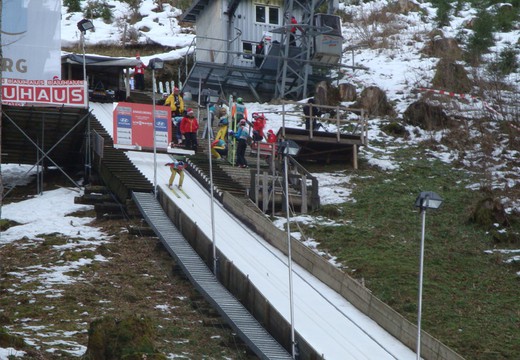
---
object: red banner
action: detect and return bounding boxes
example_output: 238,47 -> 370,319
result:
1,78 -> 88,108
113,102 -> 171,150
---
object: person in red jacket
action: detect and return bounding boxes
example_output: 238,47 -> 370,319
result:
266,129 -> 277,143
133,54 -> 146,91
289,16 -> 298,46
180,108 -> 199,151
251,112 -> 266,141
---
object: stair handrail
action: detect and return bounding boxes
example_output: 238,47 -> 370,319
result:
179,30 -> 244,91
286,155 -> 320,211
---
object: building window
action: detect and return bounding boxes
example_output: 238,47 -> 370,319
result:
243,42 -> 253,60
255,5 -> 279,25
268,7 -> 279,25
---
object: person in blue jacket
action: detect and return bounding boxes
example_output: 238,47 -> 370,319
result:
234,119 -> 249,168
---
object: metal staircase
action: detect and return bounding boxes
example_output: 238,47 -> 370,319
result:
132,191 -> 293,360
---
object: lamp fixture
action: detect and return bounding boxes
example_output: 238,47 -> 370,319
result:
414,191 -> 443,211
148,57 -> 164,70
77,19 -> 94,33
278,139 -> 300,156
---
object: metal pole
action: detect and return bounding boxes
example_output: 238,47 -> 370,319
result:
417,208 -> 426,360
284,155 -> 296,358
272,144 -> 276,215
81,32 -> 87,87
81,31 -> 91,182
152,68 -> 157,198
256,140 -> 260,206
282,101 -> 286,138
208,103 -> 217,275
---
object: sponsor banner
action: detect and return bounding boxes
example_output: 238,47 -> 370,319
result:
113,102 -> 172,150
1,79 -> 88,108
1,0 -> 61,81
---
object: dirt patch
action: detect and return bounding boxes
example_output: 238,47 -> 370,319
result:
0,209 -> 258,359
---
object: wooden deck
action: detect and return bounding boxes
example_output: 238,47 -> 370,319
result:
280,127 -> 366,167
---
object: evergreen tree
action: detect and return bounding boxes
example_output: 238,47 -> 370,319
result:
466,9 -> 495,63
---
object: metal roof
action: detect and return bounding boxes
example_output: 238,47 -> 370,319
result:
62,54 -> 140,67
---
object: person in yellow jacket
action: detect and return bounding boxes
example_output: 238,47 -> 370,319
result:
165,159 -> 187,189
164,87 -> 185,117
211,118 -> 229,160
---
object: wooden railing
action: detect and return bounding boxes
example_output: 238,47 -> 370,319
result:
249,150 -> 319,215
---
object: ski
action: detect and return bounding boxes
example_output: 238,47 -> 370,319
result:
177,186 -> 191,199
168,185 -> 181,198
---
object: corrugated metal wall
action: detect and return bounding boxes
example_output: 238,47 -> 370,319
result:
194,0 -> 305,68
195,1 -> 227,63
232,0 -> 291,67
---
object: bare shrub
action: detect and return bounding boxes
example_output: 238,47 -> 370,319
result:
468,194 -> 510,229
350,5 -> 397,48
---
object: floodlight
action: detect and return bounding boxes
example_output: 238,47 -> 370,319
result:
414,191 -> 443,211
279,139 -> 300,156
77,19 -> 94,33
148,58 -> 164,70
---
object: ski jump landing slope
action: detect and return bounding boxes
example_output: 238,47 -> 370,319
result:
125,151 -> 418,360
90,102 -> 417,359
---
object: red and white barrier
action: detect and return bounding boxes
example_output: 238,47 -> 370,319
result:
417,87 -> 502,118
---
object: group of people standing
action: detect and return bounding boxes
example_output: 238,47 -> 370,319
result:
211,97 -> 277,168
163,87 -> 200,151
161,91 -> 327,188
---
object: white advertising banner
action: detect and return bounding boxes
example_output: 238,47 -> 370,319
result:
1,0 -> 86,107
1,79 -> 88,108
1,0 -> 62,81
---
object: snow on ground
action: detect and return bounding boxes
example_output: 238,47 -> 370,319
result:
125,150 -> 419,359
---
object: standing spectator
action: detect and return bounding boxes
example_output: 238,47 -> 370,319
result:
265,129 -> 278,171
212,117 -> 229,161
180,108 -> 199,151
266,129 -> 277,143
255,41 -> 265,67
165,159 -> 187,189
173,116 -> 183,145
251,112 -> 266,141
164,87 -> 184,117
235,119 -> 249,168
289,16 -> 298,46
165,87 -> 185,145
215,117 -> 228,142
231,97 -> 248,131
303,98 -> 322,130
133,54 -> 146,91
202,103 -> 217,139
218,108 -> 229,141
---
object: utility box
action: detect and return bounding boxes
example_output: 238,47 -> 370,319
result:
312,14 -> 343,64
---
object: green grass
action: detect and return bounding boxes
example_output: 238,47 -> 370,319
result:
307,147 -> 520,359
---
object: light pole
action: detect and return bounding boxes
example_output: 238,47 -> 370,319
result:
77,19 -> 94,182
414,191 -> 443,360
77,19 -> 94,89
148,58 -> 164,198
279,139 -> 300,359
206,102 -> 217,274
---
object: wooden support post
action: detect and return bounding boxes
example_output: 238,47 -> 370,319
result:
262,171 -> 269,213
301,174 -> 307,214
353,144 -> 358,170
336,107 -> 341,142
